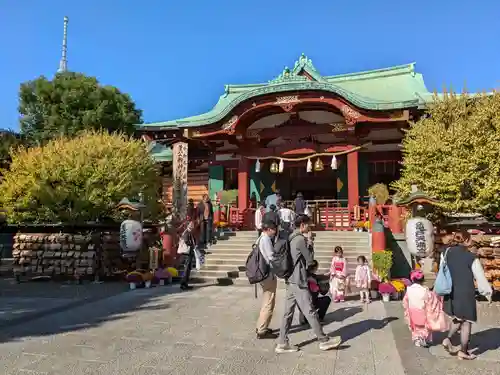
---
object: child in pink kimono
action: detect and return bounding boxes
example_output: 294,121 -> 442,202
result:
355,256 -> 372,303
403,270 -> 448,347
329,246 -> 349,302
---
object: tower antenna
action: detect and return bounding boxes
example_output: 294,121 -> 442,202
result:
57,16 -> 69,73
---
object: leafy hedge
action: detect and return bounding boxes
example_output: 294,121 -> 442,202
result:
0,131 -> 161,224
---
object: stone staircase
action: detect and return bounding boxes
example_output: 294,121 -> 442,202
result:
192,230 -> 371,286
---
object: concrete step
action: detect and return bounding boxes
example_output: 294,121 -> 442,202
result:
219,231 -> 369,239
204,253 -> 369,263
205,249 -> 371,257
212,241 -> 369,249
222,232 -> 370,239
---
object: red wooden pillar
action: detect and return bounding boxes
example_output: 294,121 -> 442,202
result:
347,151 -> 359,210
388,205 -> 403,234
238,157 -> 250,212
372,216 -> 386,252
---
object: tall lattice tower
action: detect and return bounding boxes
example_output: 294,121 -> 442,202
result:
57,16 -> 69,73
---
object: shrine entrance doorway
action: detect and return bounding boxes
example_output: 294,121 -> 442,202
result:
276,164 -> 339,202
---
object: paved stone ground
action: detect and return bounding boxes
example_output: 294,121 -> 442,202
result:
0,282 -> 499,375
386,300 -> 500,375
0,284 -> 405,375
0,278 -> 127,328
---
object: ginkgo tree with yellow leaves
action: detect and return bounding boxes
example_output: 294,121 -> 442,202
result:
393,92 -> 500,216
0,131 -> 162,224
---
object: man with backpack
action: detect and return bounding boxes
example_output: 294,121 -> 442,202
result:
275,214 -> 342,353
252,221 -> 279,339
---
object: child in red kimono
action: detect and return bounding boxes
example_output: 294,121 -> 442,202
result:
329,246 -> 349,302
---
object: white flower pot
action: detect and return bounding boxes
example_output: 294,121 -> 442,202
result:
129,282 -> 136,290
381,293 -> 390,302
370,290 -> 379,300
145,281 -> 152,288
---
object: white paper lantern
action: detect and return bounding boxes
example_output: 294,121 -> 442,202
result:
306,158 -> 312,173
405,217 -> 434,257
255,159 -> 261,173
278,159 -> 284,173
331,155 -> 337,170
120,220 -> 143,253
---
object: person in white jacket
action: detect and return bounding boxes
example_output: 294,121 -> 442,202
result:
254,201 -> 265,237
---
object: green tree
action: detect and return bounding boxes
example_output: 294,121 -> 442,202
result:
0,130 -> 23,162
19,72 -> 142,145
0,131 -> 161,224
393,92 -> 500,216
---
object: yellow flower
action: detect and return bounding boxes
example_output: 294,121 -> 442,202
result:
167,267 -> 178,277
390,280 -> 406,292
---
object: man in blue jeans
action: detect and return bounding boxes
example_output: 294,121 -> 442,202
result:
275,214 -> 342,353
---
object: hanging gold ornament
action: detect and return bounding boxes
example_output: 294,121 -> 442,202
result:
270,160 -> 279,174
255,159 -> 261,173
331,155 -> 337,170
306,158 -> 312,173
278,159 -> 284,173
314,157 -> 324,172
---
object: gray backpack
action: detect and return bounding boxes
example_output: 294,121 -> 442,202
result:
245,237 -> 270,284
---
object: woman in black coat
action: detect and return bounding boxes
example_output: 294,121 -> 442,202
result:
180,221 -> 196,291
441,230 -> 492,360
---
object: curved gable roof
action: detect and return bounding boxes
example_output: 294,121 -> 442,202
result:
139,54 -> 432,129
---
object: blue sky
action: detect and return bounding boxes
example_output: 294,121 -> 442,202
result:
1,1 -> 499,130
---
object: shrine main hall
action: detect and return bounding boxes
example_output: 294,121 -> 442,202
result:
137,54 -> 438,222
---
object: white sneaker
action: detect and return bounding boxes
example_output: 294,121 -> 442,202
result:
319,336 -> 342,351
275,343 -> 299,354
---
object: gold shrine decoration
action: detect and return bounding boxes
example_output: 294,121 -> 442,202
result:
270,160 -> 279,173
313,158 -> 324,171
244,143 -> 370,162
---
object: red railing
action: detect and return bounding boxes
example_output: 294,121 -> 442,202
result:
214,203 -> 256,230
172,200 -> 407,233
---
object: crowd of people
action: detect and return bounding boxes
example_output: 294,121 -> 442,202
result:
252,191 -> 493,359
179,190 -> 494,359
179,194 -> 214,291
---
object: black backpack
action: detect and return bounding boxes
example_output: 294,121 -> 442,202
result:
245,237 -> 270,284
270,233 -> 301,279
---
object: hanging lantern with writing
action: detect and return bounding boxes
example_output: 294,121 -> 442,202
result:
278,159 -> 284,173
270,160 -> 279,174
306,158 -> 312,173
313,157 -> 324,172
405,217 -> 434,257
255,159 -> 261,173
120,219 -> 143,256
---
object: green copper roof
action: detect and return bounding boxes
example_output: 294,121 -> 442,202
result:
149,141 -> 172,162
140,53 -> 432,129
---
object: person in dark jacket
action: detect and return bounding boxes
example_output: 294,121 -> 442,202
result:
262,204 -> 280,228
180,220 -> 196,291
196,194 -> 214,248
441,230 -> 492,360
299,260 -> 331,326
294,192 -> 305,215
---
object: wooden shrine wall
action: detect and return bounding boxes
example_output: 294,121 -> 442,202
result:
162,172 -> 209,204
